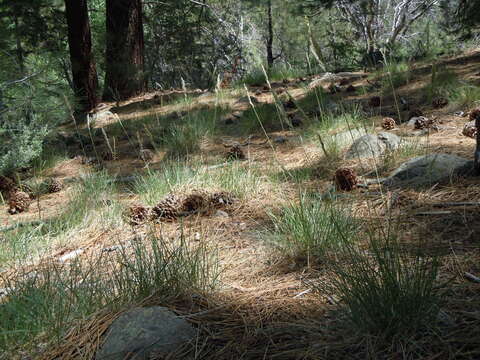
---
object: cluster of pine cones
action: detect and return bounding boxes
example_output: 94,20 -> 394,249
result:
124,190 -> 236,226
1,176 -> 64,215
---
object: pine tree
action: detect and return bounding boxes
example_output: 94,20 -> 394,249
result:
103,0 -> 146,100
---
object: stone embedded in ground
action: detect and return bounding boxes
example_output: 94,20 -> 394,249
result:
383,153 -> 470,188
332,128 -> 369,149
96,307 -> 196,360
345,132 -> 401,159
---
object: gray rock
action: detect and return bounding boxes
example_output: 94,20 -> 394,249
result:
96,307 -> 196,360
345,132 -> 401,159
383,154 -> 470,188
333,128 -> 369,149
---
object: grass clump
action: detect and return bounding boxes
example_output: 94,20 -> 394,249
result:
0,231 -> 219,354
320,230 -> 440,339
267,194 -> 358,265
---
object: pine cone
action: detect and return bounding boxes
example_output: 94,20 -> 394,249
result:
469,107 -> 480,121
432,97 -> 448,109
48,178 -> 63,193
0,176 -> 15,193
381,117 -> 396,130
17,183 -> 34,199
409,109 -> 424,119
462,121 -> 477,139
209,191 -> 236,208
151,194 -> 180,221
124,204 -> 151,226
181,192 -> 209,213
8,190 -> 31,214
369,96 -> 381,108
413,117 -> 435,130
226,145 -> 245,161
334,168 -> 358,191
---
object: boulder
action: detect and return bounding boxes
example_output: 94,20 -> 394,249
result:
383,154 -> 470,188
345,132 -> 401,159
333,128 -> 369,149
96,307 -> 196,360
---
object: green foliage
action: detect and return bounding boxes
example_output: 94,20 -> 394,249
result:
267,195 -> 358,264
320,230 -> 440,339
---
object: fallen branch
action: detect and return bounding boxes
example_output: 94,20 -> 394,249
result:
432,202 -> 480,208
464,272 -> 480,284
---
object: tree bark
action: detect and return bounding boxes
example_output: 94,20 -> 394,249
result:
64,0 -> 99,113
266,0 -> 274,69
475,116 -> 480,174
103,0 -> 146,101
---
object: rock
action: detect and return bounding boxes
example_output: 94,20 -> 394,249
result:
383,154 -> 470,188
333,128 -> 369,149
89,110 -> 119,123
96,307 -> 196,360
345,132 -> 401,159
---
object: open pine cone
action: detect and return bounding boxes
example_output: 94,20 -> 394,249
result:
432,97 -> 448,109
381,117 -> 396,130
369,96 -> 381,108
209,191 -> 236,208
226,145 -> 245,161
334,168 -> 358,191
462,121 -> 477,139
8,190 -> 31,214
124,204 -> 151,226
413,117 -> 436,130
151,194 -> 181,221
181,192 -> 209,214
48,178 -> 64,193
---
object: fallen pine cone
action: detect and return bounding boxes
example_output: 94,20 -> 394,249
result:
334,168 -> 358,191
462,121 -> 477,139
226,145 -> 245,161
432,97 -> 448,109
8,190 -> 31,214
382,117 -> 396,130
124,204 -> 151,226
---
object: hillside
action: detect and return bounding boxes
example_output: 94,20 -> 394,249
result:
1,50 -> 480,359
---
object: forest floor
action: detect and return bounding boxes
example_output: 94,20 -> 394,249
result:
1,50 -> 480,359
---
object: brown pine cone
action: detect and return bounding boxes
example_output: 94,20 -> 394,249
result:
124,204 -> 151,226
151,194 -> 181,221
469,107 -> 480,121
181,192 -> 209,214
462,121 -> 477,139
381,117 -> 396,130
8,190 -> 31,214
48,178 -> 64,193
334,168 -> 358,191
209,191 -> 236,208
226,145 -> 245,161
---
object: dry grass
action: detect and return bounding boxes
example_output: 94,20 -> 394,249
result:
2,50 -> 480,359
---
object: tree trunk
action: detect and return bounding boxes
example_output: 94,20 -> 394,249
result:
103,0 -> 146,101
266,0 -> 274,69
64,0 -> 99,113
475,116 -> 480,174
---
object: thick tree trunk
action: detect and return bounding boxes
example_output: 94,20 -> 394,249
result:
103,0 -> 146,101
266,0 -> 274,69
64,0 -> 99,113
475,116 -> 480,174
